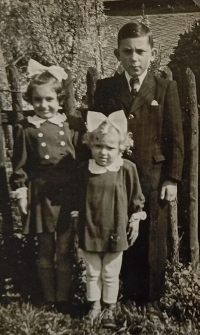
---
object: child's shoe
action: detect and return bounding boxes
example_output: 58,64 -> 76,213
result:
86,300 -> 101,325
101,303 -> 117,329
43,301 -> 57,312
56,300 -> 71,314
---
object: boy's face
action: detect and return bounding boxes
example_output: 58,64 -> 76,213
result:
32,84 -> 59,119
115,36 -> 156,78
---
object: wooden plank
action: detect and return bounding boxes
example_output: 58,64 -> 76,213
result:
8,65 -> 24,123
185,67 -> 199,272
62,69 -> 77,116
86,67 -> 100,110
0,102 -> 13,233
162,66 -> 180,264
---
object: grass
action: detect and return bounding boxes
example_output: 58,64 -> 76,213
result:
1,259 -> 200,335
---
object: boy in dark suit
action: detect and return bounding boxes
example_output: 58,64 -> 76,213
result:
93,22 -> 184,316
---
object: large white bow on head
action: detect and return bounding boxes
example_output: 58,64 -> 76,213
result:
28,59 -> 68,82
87,110 -> 127,134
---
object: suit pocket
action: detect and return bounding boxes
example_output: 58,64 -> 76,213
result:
153,154 -> 165,163
153,146 -> 165,163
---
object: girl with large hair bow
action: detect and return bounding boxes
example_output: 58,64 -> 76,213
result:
73,110 -> 145,328
10,59 -> 87,313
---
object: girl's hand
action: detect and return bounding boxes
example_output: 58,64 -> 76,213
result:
17,197 -> 28,215
127,219 -> 140,246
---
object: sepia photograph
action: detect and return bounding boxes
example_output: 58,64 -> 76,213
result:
0,0 -> 200,334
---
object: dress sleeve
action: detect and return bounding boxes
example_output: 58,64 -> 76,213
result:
10,123 -> 28,191
125,162 -> 145,217
67,114 -> 91,162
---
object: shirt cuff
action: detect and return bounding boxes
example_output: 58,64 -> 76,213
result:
71,211 -> 79,218
130,211 -> 147,222
12,187 -> 28,199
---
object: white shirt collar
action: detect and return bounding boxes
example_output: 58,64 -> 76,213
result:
27,112 -> 66,126
125,69 -> 148,92
88,156 -> 123,174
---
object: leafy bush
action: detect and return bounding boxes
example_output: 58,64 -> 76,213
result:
162,262 -> 200,324
169,19 -> 200,99
0,0 -> 110,108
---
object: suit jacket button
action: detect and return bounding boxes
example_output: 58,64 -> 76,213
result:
128,114 -> 134,119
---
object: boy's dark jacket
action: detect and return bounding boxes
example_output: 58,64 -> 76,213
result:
93,71 -> 184,301
94,71 -> 184,192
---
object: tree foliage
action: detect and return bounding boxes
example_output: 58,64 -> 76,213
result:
169,18 -> 200,101
0,0 -> 110,107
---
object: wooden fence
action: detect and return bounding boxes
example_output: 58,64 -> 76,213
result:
0,64 -> 199,272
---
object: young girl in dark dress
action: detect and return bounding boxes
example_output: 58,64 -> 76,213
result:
10,59 -> 85,312
76,110 -> 146,328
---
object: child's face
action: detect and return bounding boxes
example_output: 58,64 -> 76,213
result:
115,36 -> 156,78
91,132 -> 121,167
32,84 -> 59,119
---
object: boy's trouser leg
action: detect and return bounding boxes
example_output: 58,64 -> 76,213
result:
56,230 -> 74,302
82,250 -> 102,302
102,252 -> 123,304
37,232 -> 56,302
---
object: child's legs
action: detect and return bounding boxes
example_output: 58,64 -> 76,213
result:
37,232 -> 56,302
82,250 -> 102,302
56,230 -> 74,302
102,252 -> 123,304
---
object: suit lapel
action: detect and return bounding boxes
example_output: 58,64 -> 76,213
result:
114,72 -> 132,112
129,72 -> 156,114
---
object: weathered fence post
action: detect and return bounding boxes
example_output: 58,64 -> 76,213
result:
8,65 -> 24,124
185,68 -> 199,272
62,69 -> 76,115
171,66 -> 199,270
163,66 -> 179,264
0,44 -> 13,233
86,67 -> 100,110
0,104 -> 13,234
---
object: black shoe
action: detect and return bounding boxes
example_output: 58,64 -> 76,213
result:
101,304 -> 117,329
146,301 -> 165,326
56,301 -> 71,314
43,301 -> 56,312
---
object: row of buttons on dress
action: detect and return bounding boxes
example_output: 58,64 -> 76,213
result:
37,123 -> 66,160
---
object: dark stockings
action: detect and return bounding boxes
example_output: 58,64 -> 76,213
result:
37,231 -> 73,303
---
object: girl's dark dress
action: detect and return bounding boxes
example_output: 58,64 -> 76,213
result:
10,113 -> 85,234
77,159 -> 145,253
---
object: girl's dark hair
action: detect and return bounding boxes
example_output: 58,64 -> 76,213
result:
23,71 -> 63,104
118,21 -> 153,48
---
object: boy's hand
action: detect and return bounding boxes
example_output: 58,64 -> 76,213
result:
160,180 -> 177,202
17,197 -> 28,215
127,219 -> 140,246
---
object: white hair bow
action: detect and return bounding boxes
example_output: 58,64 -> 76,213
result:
28,59 -> 68,82
87,110 -> 127,134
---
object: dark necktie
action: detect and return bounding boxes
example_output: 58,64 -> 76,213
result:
130,77 -> 139,100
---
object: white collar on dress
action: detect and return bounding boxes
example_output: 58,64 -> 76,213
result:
88,155 -> 123,174
27,112 -> 66,126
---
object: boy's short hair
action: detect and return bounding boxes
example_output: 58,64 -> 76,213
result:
118,22 -> 153,48
23,71 -> 63,104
